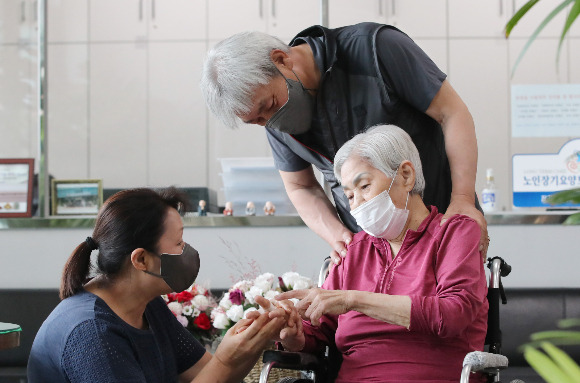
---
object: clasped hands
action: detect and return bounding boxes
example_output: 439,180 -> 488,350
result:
244,288 -> 350,351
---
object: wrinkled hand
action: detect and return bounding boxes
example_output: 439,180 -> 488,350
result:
441,196 -> 489,262
214,313 -> 285,369
276,288 -> 350,326
246,296 -> 305,351
329,230 -> 353,266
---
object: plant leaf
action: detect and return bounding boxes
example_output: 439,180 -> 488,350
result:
541,342 -> 580,379
530,330 -> 580,342
557,0 -> 580,64
558,318 -> 580,328
505,0 -> 541,37
523,346 -> 576,383
545,188 -> 580,205
563,213 -> 580,225
511,0 -> 574,78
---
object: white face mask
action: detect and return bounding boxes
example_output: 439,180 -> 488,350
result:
349,174 -> 409,240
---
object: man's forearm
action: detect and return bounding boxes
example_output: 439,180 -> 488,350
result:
442,110 -> 478,203
288,182 -> 348,246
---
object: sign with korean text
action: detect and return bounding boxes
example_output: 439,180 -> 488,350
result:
513,139 -> 580,207
512,84 -> 580,137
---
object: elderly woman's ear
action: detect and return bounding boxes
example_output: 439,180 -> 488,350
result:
399,160 -> 416,192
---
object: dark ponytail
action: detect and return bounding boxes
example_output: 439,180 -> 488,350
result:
60,241 -> 94,300
59,187 -> 189,300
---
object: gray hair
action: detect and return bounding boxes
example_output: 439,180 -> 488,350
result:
334,125 -> 425,196
200,31 -> 290,129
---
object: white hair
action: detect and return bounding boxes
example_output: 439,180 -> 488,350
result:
200,31 -> 290,129
334,124 -> 426,196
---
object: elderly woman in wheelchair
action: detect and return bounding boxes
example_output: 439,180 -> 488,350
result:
250,124 -> 489,382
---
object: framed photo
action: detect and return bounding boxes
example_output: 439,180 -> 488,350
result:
0,158 -> 34,218
51,179 -> 103,216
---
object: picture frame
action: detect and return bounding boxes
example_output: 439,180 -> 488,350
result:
51,179 -> 103,216
0,158 -> 35,218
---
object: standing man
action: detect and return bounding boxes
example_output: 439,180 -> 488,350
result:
201,23 -> 488,264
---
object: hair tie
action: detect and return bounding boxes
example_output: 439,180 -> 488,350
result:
85,237 -> 98,251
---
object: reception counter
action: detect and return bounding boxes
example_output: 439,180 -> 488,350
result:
1,211 -> 578,289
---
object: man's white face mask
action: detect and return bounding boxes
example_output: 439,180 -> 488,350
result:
349,171 -> 410,240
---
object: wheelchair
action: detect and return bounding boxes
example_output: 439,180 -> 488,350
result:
259,257 -> 512,383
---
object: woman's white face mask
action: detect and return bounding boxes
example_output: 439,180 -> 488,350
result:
349,174 -> 409,240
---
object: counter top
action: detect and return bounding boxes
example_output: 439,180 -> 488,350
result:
0,211 -> 577,229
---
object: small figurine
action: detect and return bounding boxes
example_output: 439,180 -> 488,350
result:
197,200 -> 207,216
263,201 -> 276,216
245,201 -> 256,216
223,201 -> 233,216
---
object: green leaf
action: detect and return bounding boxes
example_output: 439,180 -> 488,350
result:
505,0 -> 541,37
530,330 -> 580,342
511,0 -> 574,78
557,0 -> 580,64
558,318 -> 580,328
563,213 -> 580,225
545,188 -> 580,205
523,346 -> 576,383
541,342 -> 580,379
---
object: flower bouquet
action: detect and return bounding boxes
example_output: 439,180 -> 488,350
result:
211,271 -> 314,335
163,284 -> 219,344
210,271 -> 314,383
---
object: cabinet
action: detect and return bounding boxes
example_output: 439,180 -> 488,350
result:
387,0 -> 447,39
47,44 -> 89,179
448,0 -> 508,38
148,42 -> 208,187
208,0 -> 319,42
328,0 -> 386,28
0,0 -> 38,161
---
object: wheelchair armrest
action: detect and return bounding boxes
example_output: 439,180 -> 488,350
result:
262,350 -> 324,371
460,351 -> 509,383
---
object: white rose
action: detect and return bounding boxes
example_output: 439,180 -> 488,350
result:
232,280 -> 253,292
167,302 -> 183,316
254,273 -> 275,290
219,293 -> 233,310
264,290 -> 280,300
243,307 -> 258,319
192,295 -> 210,311
226,305 -> 244,323
195,286 -> 207,296
292,276 -> 313,290
245,285 -> 264,304
254,279 -> 273,292
213,312 -> 230,330
282,272 -> 300,288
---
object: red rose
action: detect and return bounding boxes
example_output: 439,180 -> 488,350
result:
166,293 -> 177,303
194,312 -> 211,330
175,291 -> 194,303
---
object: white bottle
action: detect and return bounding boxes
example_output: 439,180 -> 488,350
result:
481,168 -> 499,213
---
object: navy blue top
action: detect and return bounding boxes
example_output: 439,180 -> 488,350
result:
28,290 -> 206,383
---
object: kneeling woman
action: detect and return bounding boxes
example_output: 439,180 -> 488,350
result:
28,188 -> 285,383
273,125 -> 489,382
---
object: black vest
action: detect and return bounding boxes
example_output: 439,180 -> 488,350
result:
267,23 -> 452,232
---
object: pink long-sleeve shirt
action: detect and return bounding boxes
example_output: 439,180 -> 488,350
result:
302,207 -> 488,383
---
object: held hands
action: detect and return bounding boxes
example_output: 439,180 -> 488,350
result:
441,195 -> 489,262
213,312 -> 286,371
245,296 -> 305,351
276,288 -> 350,327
